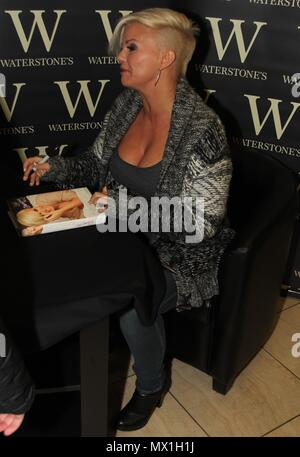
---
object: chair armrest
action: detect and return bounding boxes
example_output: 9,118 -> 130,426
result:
229,192 -> 297,252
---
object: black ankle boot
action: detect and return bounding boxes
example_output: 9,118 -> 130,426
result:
116,376 -> 171,431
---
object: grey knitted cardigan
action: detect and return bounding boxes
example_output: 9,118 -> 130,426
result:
42,76 -> 235,311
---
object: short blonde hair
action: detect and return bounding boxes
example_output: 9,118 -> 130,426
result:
108,8 -> 200,77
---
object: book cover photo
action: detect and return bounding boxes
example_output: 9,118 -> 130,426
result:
7,187 -> 106,237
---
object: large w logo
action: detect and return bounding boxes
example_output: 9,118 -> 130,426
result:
95,10 -> 132,42
245,95 -> 300,140
54,80 -> 109,118
206,18 -> 267,63
0,83 -> 26,121
5,10 -> 66,52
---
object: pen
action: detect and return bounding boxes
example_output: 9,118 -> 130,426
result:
32,155 -> 49,172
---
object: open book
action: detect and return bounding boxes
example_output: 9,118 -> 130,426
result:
7,187 -> 106,237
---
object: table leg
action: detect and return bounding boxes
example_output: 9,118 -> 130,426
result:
80,317 -> 109,437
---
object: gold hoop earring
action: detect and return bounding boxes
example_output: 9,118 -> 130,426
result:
154,69 -> 161,87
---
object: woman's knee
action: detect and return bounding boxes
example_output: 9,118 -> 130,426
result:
119,307 -> 143,336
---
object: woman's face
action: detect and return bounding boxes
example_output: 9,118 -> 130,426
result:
118,22 -> 163,90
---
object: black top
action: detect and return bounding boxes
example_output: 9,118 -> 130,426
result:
109,149 -> 162,199
108,148 -> 177,306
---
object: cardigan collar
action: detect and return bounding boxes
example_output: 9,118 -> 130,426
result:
102,76 -> 197,192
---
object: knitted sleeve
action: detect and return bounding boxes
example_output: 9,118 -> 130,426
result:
182,118 -> 232,241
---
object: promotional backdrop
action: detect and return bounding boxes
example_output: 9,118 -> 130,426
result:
0,0 -> 299,293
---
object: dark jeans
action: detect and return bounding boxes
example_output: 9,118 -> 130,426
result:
119,268 -> 177,394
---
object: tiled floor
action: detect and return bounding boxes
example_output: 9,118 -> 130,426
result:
110,296 -> 300,437
9,296 -> 300,437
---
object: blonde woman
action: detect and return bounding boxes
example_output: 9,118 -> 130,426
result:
16,190 -> 84,228
23,8 -> 234,431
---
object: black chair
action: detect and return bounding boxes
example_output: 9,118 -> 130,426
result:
165,147 -> 298,394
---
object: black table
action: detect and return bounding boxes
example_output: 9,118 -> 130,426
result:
1,218 -> 165,436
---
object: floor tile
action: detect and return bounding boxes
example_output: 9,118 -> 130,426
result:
265,416 -> 300,437
109,376 -> 207,437
280,296 -> 300,312
264,305 -> 300,378
170,351 -> 300,437
280,303 -> 300,327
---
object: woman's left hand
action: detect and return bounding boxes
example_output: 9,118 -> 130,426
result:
89,186 -> 108,212
42,208 -> 64,222
35,205 -> 55,216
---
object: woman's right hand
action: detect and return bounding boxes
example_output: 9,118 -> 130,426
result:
42,208 -> 64,222
23,156 -> 50,186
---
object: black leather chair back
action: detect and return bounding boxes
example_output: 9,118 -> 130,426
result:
166,147 -> 298,394
227,147 -> 297,240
